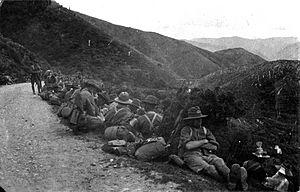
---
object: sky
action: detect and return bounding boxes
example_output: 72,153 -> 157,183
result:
55,0 -> 300,40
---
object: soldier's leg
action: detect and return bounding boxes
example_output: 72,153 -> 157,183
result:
184,153 -> 222,181
208,155 -> 230,181
31,76 -> 35,94
36,76 -> 42,93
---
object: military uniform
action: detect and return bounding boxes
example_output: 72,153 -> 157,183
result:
179,125 -> 230,180
70,85 -> 104,131
105,105 -> 133,127
132,111 -> 162,139
30,64 -> 42,94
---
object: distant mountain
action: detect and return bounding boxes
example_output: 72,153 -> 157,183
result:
77,13 -> 238,79
186,36 -> 299,60
215,48 -> 266,66
277,42 -> 300,60
186,40 -> 227,52
0,1 -> 176,88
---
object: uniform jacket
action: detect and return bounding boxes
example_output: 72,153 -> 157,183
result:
74,88 -> 99,116
133,111 -> 163,139
105,105 -> 133,127
180,126 -> 219,155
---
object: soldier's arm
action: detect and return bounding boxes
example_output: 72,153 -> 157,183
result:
206,128 -> 219,148
186,139 -> 208,150
180,126 -> 208,150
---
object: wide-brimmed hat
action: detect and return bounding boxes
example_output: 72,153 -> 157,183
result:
131,98 -> 141,108
114,92 -> 132,105
183,106 -> 208,120
142,95 -> 159,105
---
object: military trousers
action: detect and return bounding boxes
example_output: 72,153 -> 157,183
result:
183,151 -> 230,181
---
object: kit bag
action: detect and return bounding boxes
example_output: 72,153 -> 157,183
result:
134,137 -> 167,161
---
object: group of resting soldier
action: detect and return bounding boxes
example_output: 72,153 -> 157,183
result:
43,77 -> 247,191
34,70 -> 295,192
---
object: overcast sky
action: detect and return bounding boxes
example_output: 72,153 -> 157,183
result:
56,0 -> 299,40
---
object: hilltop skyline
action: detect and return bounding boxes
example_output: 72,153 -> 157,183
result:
56,0 -> 300,40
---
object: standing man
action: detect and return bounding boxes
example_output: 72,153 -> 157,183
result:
179,106 -> 247,190
30,63 -> 42,94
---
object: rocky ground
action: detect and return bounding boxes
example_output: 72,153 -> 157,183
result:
0,83 -> 227,192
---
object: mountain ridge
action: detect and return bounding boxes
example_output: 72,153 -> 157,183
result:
186,36 -> 299,60
215,47 -> 266,67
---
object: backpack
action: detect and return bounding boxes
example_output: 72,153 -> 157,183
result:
57,102 -> 75,118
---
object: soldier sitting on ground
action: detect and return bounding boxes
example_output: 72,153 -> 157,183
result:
179,106 -> 248,190
42,71 -> 60,92
104,92 -> 133,127
69,79 -> 105,134
103,92 -> 136,142
130,95 -> 166,161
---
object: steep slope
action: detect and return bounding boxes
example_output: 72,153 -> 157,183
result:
215,48 -> 266,66
77,13 -> 236,79
0,34 -> 50,83
199,60 -> 300,170
0,1 -> 175,88
277,42 -> 300,60
197,60 -> 299,113
188,36 -> 299,60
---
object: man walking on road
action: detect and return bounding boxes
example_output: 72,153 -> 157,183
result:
29,63 -> 42,94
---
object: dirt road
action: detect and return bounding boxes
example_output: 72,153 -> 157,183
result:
0,83 -> 226,192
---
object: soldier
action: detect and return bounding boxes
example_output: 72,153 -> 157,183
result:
104,92 -> 133,127
104,92 -> 136,142
70,79 -> 105,133
29,63 -> 42,94
132,95 -> 162,139
131,95 -> 166,161
179,106 -> 248,190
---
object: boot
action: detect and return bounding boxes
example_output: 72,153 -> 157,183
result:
228,164 -> 249,191
228,164 -> 241,190
240,167 -> 248,191
205,165 -> 223,182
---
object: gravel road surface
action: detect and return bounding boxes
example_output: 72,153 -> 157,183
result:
0,83 -> 226,192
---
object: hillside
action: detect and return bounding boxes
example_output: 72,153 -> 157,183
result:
197,60 -> 299,113
197,60 -> 299,164
187,36 -> 299,60
0,34 -> 50,83
0,1 -> 176,88
277,42 -> 300,60
77,13 -> 237,79
215,48 -> 266,66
